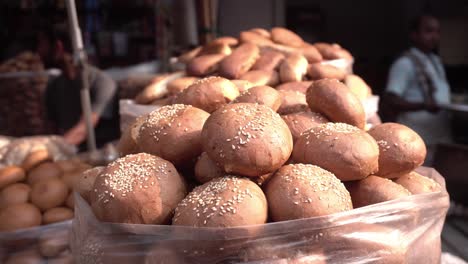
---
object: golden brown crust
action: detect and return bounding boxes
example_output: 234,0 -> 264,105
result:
239,70 -> 279,87
30,178 -> 69,211
279,53 -> 308,83
394,171 -> 442,194
276,81 -> 312,94
117,115 -> 147,156
368,123 -> 427,178
281,111 -> 329,142
239,31 -> 274,46
344,74 -> 372,100
307,63 -> 346,80
42,207 -> 74,224
300,44 -> 323,63
173,176 -> 267,227
231,79 -> 255,93
306,79 -> 366,129
198,42 -> 232,56
265,164 -> 352,221
251,49 -> 285,71
186,54 -> 226,77
211,36 -> 239,46
314,43 -> 353,60
178,46 -> 202,63
167,77 -> 200,94
0,183 -> 30,209
22,149 -> 52,171
202,103 -> 293,177
232,85 -> 282,111
27,162 -> 62,186
0,203 -> 42,231
250,28 -> 271,38
277,90 -> 309,115
219,43 -> 260,79
292,123 -> 379,181
271,27 -> 304,47
74,166 -> 104,202
194,152 -> 224,184
0,166 -> 26,189
345,175 -> 411,208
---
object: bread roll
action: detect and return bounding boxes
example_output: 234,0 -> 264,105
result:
279,53 -> 308,83
344,74 -> 372,100
173,176 -> 267,227
307,63 -> 346,80
231,79 -> 255,93
54,160 -> 79,173
394,171 -> 442,194
30,178 -> 69,211
73,166 -> 104,202
175,77 -> 239,113
167,77 -> 200,94
232,85 -> 282,111
293,123 -> 379,181
22,149 -> 51,171
27,162 -> 62,186
42,207 -> 74,224
306,79 -> 366,129
300,44 -> 323,63
211,36 -> 239,46
276,81 -> 312,94
117,115 -> 146,156
0,183 -> 31,209
266,164 -> 352,221
250,28 -> 271,38
194,152 -> 224,184
314,43 -> 353,60
90,153 -> 187,224
252,49 -> 285,71
239,31 -> 274,46
239,70 -> 279,87
0,166 -> 25,189
219,43 -> 260,79
202,103 -> 293,177
199,42 -> 232,56
281,111 -> 329,142
277,90 -> 309,115
134,74 -> 171,104
186,54 -> 225,76
0,203 -> 42,231
178,46 -> 202,63
368,123 -> 426,178
271,27 -> 304,47
138,104 -> 210,165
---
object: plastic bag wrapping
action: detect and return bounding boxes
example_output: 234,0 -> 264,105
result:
0,220 -> 73,263
72,167 -> 449,264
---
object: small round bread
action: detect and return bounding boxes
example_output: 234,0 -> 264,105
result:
307,63 -> 346,80
55,160 -> 80,173
306,79 -> 366,129
202,103 -> 293,177
0,183 -> 31,209
250,28 -> 271,38
27,162 -> 63,186
138,104 -> 210,165
368,123 -> 427,178
178,46 -> 202,63
314,43 -> 353,60
300,44 -> 323,63
5,249 -> 43,264
281,112 -> 329,142
345,176 -> 411,208
271,27 -> 304,47
277,90 -> 309,115
194,152 -> 224,184
22,149 -> 51,171
74,166 -> 104,202
293,123 -> 379,181
186,54 -> 225,77
211,36 -> 239,46
276,81 -> 312,94
167,77 -> 200,94
232,86 -> 282,111
394,171 -> 442,194
30,178 -> 69,211
279,53 -> 308,83
173,176 -> 267,227
219,43 -> 260,79
265,164 -> 352,221
175,77 -> 240,113
344,74 -> 372,101
60,170 -> 84,190
0,203 -> 42,231
252,49 -> 285,71
117,115 -> 146,156
199,42 -> 232,56
239,70 -> 279,87
42,207 -> 74,224
231,79 -> 255,93
0,166 -> 25,189
90,153 -> 187,224
239,31 -> 274,46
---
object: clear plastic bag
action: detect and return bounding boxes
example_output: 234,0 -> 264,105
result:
0,220 -> 73,263
71,167 -> 449,264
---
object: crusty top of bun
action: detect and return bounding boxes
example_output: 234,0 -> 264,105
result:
271,27 -> 304,47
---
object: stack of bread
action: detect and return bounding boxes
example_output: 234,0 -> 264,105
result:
0,148 -> 91,264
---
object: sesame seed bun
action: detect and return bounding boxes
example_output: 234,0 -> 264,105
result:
117,115 -> 146,156
239,70 -> 280,87
90,153 -> 187,224
219,43 -> 260,79
394,171 -> 442,194
186,54 -> 226,77
202,103 -> 293,177
167,77 -> 200,95
265,164 -> 352,221
271,27 -> 304,48
279,53 -> 308,83
194,152 -> 224,184
281,112 -> 329,143
368,123 -> 426,179
74,166 -> 104,202
251,49 -> 285,71
306,79 -> 366,129
173,176 -> 267,227
293,123 -> 379,181
138,104 -> 210,165
232,86 -> 282,111
0,166 -> 25,189
277,90 -> 309,115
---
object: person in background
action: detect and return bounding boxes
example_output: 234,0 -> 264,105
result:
384,14 -> 451,165
37,28 -> 119,150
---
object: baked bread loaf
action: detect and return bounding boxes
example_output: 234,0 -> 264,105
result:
231,79 -> 255,93
186,54 -> 225,77
0,183 -> 30,209
0,203 -> 42,231
0,166 -> 25,189
307,63 -> 346,80
276,81 -> 312,94
219,43 -> 260,79
232,85 -> 282,111
279,53 -> 308,83
394,171 -> 442,194
281,111 -> 329,142
239,70 -> 279,87
194,152 -> 224,184
30,178 -> 69,211
271,27 -> 304,47
167,77 -> 200,94
277,90 -> 309,115
252,49 -> 285,71
344,74 -> 372,101
117,115 -> 146,156
27,162 -> 62,186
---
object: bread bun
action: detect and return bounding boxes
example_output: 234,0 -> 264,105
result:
281,112 -> 328,142
277,90 -> 309,115
138,104 -> 210,165
307,63 -> 346,80
27,162 -> 62,186
344,74 -> 372,100
42,207 -> 74,224
199,42 -> 232,56
219,43 -> 260,79
345,176 -> 411,208
194,152 -> 224,184
293,123 -> 379,181
74,166 -> 104,202
0,183 -> 31,209
271,27 -> 304,47
368,123 -> 426,178
266,164 -> 352,221
5,248 -> 43,264
186,54 -> 225,76
239,31 -> 274,46
0,203 -> 42,231
394,171 -> 442,194
178,46 -> 202,63
276,81 -> 312,94
30,178 -> 69,211
279,53 -> 308,83
250,28 -> 271,38
211,36 -> 239,46
0,166 -> 25,189
300,44 -> 323,63
232,85 -> 282,111
90,153 -> 187,224
167,77 -> 200,95
231,79 -> 255,93
173,176 -> 267,227
202,103 -> 293,177
175,77 -> 239,113
134,74 -> 171,104
252,49 -> 285,71
314,43 -> 353,60
239,70 -> 279,87
117,115 -> 146,156
306,79 -> 366,129
54,160 -> 79,173
60,170 -> 83,190
22,149 -> 51,171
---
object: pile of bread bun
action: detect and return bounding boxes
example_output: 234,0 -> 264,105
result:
0,148 -> 91,263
